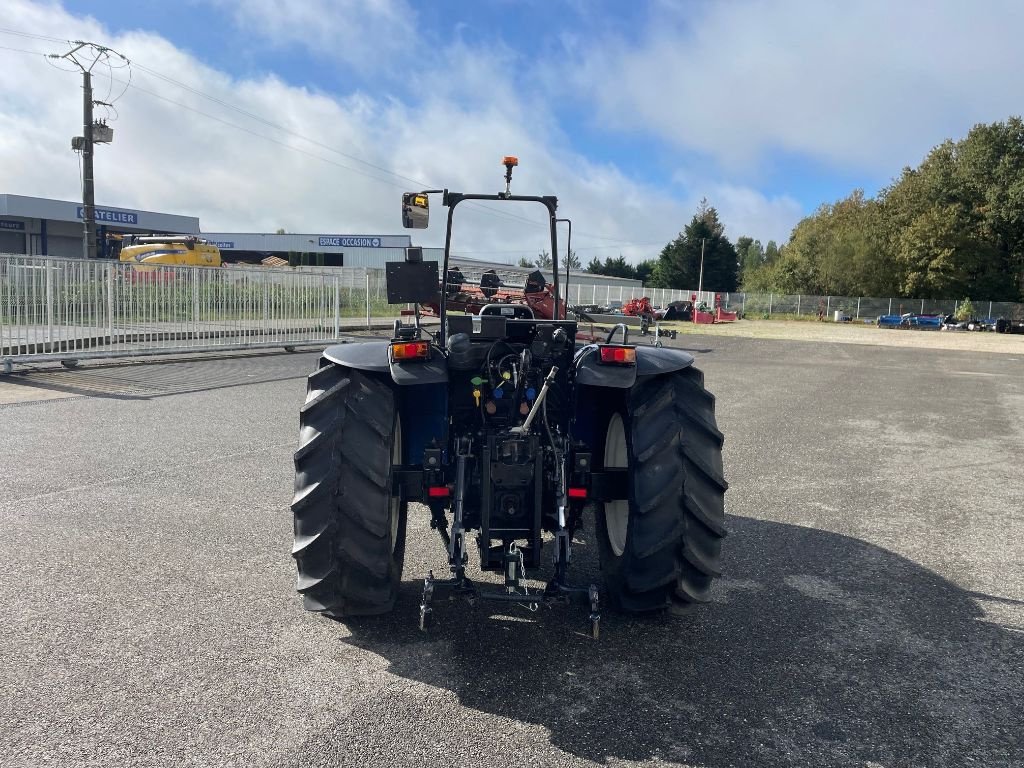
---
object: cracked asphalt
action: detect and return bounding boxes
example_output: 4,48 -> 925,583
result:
1,336 -> 1022,767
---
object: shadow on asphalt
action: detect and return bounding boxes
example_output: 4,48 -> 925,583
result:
329,517 -> 1022,767
2,351 -> 314,400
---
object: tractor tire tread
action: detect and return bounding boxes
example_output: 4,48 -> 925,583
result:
291,362 -> 404,617
600,365 -> 727,613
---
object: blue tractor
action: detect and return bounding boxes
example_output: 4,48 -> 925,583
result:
290,159 -> 727,636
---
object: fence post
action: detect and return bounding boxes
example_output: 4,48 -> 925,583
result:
797,294 -> 801,316
741,293 -> 746,316
826,296 -> 830,317
333,277 -> 340,338
262,276 -> 270,331
365,271 -> 371,329
920,299 -> 924,314
856,297 -> 861,320
768,293 -> 773,315
192,268 -> 200,339
107,263 -> 115,341
988,300 -> 993,319
45,258 -> 53,348
888,298 -> 892,315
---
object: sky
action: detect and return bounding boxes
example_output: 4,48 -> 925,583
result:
2,0 -> 1023,264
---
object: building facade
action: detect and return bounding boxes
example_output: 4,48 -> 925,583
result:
0,194 -> 199,258
1,194 -> 642,295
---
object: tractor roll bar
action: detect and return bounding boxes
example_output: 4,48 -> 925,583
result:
438,191 -> 560,344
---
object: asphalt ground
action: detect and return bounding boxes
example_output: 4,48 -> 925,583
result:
1,335 -> 1022,767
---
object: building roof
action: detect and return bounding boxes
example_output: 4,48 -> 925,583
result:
0,194 -> 200,234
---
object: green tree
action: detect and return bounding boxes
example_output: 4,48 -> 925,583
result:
634,259 -> 658,285
653,199 -> 738,291
563,249 -> 581,270
954,297 -> 976,321
598,255 -> 636,279
535,250 -> 553,270
767,117 -> 1024,300
517,256 -> 534,268
585,257 -> 604,273
739,237 -> 764,281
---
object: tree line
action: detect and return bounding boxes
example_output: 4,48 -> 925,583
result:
514,117 -> 1024,302
743,117 -> 1024,301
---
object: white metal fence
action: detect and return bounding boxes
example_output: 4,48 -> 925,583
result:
563,281 -> 1024,322
6,254 -> 1023,369
1,255 -> 393,370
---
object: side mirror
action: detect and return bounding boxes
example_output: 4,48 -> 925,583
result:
402,192 -> 429,229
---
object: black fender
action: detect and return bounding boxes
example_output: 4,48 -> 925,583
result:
573,344 -> 694,389
322,341 -> 449,385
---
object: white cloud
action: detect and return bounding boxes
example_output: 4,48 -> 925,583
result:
706,185 -> 802,246
574,0 -> 1024,174
208,0 -> 418,72
0,0 -> 805,264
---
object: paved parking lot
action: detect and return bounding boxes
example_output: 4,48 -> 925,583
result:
1,336 -> 1022,767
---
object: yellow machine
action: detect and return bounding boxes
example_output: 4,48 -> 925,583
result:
119,235 -> 221,270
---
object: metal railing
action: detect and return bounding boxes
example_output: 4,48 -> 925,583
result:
6,253 -> 1023,370
562,281 -> 1024,322
1,255 -> 394,370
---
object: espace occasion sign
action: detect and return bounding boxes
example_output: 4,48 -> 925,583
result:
318,236 -> 382,248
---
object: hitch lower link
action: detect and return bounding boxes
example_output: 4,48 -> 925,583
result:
418,552 -> 601,640
419,509 -> 601,638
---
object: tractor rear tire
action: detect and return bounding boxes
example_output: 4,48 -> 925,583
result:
595,366 -> 727,613
291,360 -> 407,617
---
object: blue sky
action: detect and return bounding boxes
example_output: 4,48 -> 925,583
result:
63,0 -> 877,208
3,1 -> 1023,261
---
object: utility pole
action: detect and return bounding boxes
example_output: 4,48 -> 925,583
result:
81,68 -> 96,259
51,42 -> 127,259
697,237 -> 706,295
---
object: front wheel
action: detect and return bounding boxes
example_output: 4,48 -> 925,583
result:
595,366 -> 728,613
291,361 -> 407,617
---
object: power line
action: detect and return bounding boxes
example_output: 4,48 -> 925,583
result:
0,26 -> 664,249
1,26 -> 643,242
127,62 -> 642,241
0,26 -> 70,44
0,42 -> 50,56
128,63 -> 548,230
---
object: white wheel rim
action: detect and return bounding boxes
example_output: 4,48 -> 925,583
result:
604,412 -> 629,557
389,417 -> 402,554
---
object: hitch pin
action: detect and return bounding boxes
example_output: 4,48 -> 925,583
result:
510,366 -> 558,434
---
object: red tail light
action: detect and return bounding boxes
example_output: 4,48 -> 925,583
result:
599,345 -> 637,365
427,486 -> 451,498
568,487 -> 587,499
390,340 -> 431,361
